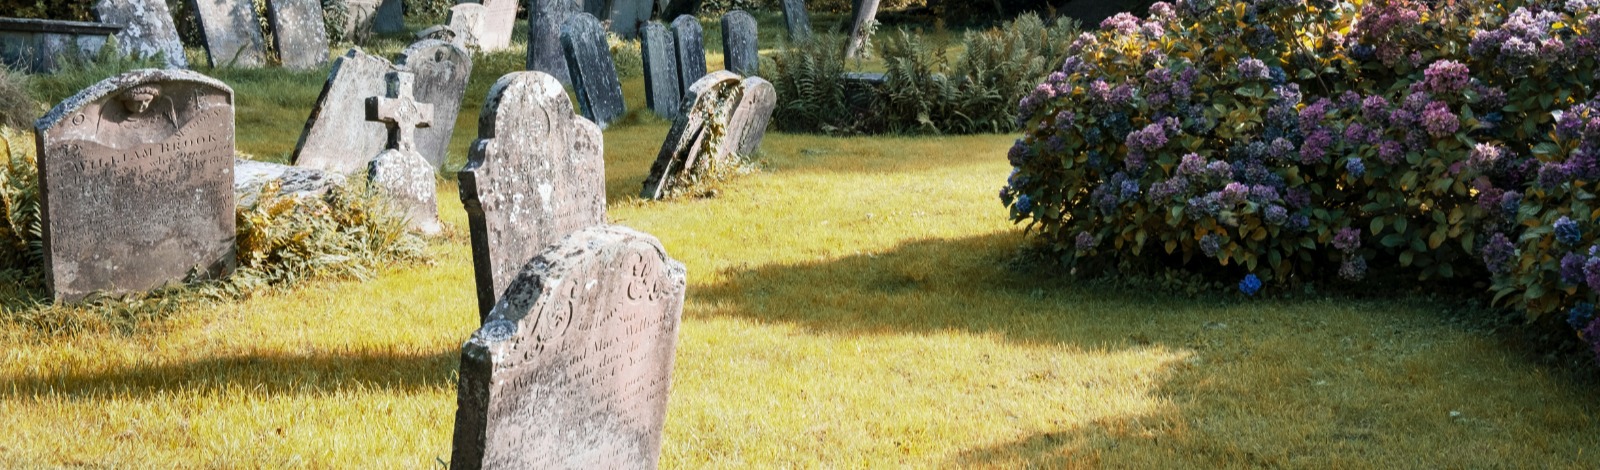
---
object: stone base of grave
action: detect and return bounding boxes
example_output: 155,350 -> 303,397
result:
234,159 -> 345,207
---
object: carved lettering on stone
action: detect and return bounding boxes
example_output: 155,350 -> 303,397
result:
640,21 -> 680,119
94,0 -> 189,69
640,70 -> 743,200
561,13 -> 627,129
189,0 -> 268,68
266,0 -> 332,70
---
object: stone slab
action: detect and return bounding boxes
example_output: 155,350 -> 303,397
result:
720,10 -> 757,76
669,15 -> 706,98
608,0 -> 652,38
343,0 -> 380,42
477,0 -> 518,51
396,39 -> 473,170
267,0 -> 332,70
291,48 -> 395,175
781,0 -> 811,41
562,13 -> 626,129
189,0 -> 268,68
94,0 -> 189,69
640,21 -> 679,119
0,18 -> 120,73
640,70 -> 743,200
527,0 -> 578,86
234,158 -> 343,206
34,69 -> 237,302
446,3 -> 486,47
723,76 -> 775,159
374,0 -> 405,34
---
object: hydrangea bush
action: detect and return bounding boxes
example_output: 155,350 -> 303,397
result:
1002,0 -> 1600,360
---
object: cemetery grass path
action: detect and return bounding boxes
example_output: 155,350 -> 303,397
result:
5,12 -> 1600,468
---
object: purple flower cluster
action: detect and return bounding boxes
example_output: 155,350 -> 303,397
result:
1100,13 -> 1142,36
1299,129 -> 1333,164
1422,60 -> 1471,95
1125,123 -> 1169,153
1236,57 -> 1269,81
1264,205 -> 1289,225
1469,8 -> 1568,74
1333,227 -> 1362,253
1421,101 -> 1459,138
1346,158 -> 1366,178
1340,255 -> 1369,280
1200,233 -> 1222,257
1148,176 -> 1190,202
1556,216 -> 1583,245
1562,252 -> 1587,285
1075,231 -> 1099,251
1482,232 -> 1517,275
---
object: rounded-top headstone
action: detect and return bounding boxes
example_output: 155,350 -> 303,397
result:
669,15 -> 707,97
640,21 -> 681,119
720,10 -> 758,76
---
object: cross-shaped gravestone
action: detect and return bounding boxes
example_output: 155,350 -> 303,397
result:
365,71 -> 442,235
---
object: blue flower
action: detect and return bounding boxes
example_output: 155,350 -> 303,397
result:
1570,302 -> 1596,330
1015,194 -> 1033,214
1555,216 -> 1582,245
1239,274 -> 1262,296
1346,158 -> 1366,178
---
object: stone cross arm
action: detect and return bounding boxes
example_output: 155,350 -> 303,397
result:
366,71 -> 435,153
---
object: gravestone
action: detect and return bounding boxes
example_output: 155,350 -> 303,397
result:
365,71 -> 442,235
722,76 -> 775,159
581,0 -> 608,18
450,224 -> 687,469
527,0 -> 577,86
720,10 -> 758,76
640,21 -> 680,119
189,0 -> 268,68
373,0 -> 405,34
608,0 -> 652,37
415,25 -> 460,44
640,70 -> 743,200
234,159 -> 342,206
343,0 -> 379,41
562,13 -> 627,129
446,3 -> 486,47
292,48 -> 395,175
33,69 -> 236,302
670,15 -> 707,98
266,0 -> 332,70
459,71 -> 606,319
94,0 -> 189,69
396,39 -> 473,170
477,0 -> 518,51
781,0 -> 812,41
0,18 -> 121,73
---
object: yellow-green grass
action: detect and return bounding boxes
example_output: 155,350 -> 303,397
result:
5,16 -> 1600,469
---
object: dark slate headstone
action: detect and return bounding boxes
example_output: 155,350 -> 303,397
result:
459,71 -> 606,320
640,21 -> 680,119
640,70 -> 743,200
723,76 -> 775,159
450,224 -> 687,469
94,0 -> 189,69
720,10 -> 758,76
527,0 -> 578,86
669,15 -> 707,98
365,71 -> 442,235
373,0 -> 404,34
562,13 -> 627,129
266,0 -> 332,70
608,0 -> 652,38
0,18 -> 122,73
581,0 -> 608,18
396,39 -> 472,170
477,0 -> 518,51
34,69 -> 236,302
446,3 -> 486,47
189,0 -> 268,68
781,0 -> 812,41
292,48 -> 395,175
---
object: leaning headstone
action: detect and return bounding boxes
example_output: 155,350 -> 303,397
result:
396,39 -> 472,170
266,0 -> 332,70
373,0 -> 405,34
781,0 -> 812,41
446,3 -> 486,47
720,10 -> 758,76
722,76 -> 776,159
562,13 -> 627,129
343,0 -> 380,42
190,0 -> 268,68
640,71 -> 744,200
640,21 -> 680,119
477,0 -> 518,51
670,15 -> 707,98
234,159 -> 343,207
365,71 -> 442,235
527,0 -> 577,86
33,69 -> 236,302
94,0 -> 189,69
292,48 -> 395,175
450,224 -> 688,469
459,71 -> 606,319
608,0 -> 652,37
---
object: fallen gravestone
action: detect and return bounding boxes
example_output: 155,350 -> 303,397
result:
721,10 -> 758,76
722,76 -> 776,159
608,0 -> 652,37
450,224 -> 687,469
190,0 -> 268,67
477,0 -> 518,51
365,71 -> 442,235
527,0 -> 578,86
94,0 -> 188,69
266,0 -> 332,70
234,158 -> 342,206
781,0 -> 812,41
445,3 -> 486,47
670,15 -> 707,98
640,21 -> 680,119
562,13 -> 626,129
373,0 -> 405,34
292,48 -> 394,175
34,69 -> 236,302
640,70 -> 743,200
395,39 -> 472,170
459,71 -> 606,319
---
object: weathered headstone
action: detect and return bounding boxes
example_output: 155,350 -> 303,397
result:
292,48 -> 395,175
343,0 -> 380,42
562,13 -> 627,129
266,0 -> 332,70
0,18 -> 121,74
459,71 -> 606,319
189,0 -> 268,68
608,0 -> 652,38
234,159 -> 343,206
373,0 -> 405,34
781,0 -> 812,41
527,0 -> 577,86
94,0 -> 189,69
640,70 -> 743,200
365,71 -> 442,235
396,39 -> 472,170
34,69 -> 236,302
450,224 -> 687,469
581,0 -> 608,18
722,76 -> 775,159
720,10 -> 758,76
476,0 -> 518,51
640,21 -> 680,119
416,25 -> 460,44
670,15 -> 707,98
446,3 -> 486,47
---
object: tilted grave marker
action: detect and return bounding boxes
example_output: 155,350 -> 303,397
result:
561,13 -> 627,129
669,15 -> 707,98
640,21 -> 680,119
34,69 -> 236,302
365,71 -> 442,235
189,0 -> 268,68
94,0 -> 189,69
446,3 -> 486,48
781,0 -> 812,41
527,0 -> 578,86
640,70 -> 744,200
720,10 -> 758,76
342,0 -> 379,41
477,0 -> 518,51
722,76 -> 776,159
291,48 -> 394,175
396,39 -> 473,170
266,0 -> 332,70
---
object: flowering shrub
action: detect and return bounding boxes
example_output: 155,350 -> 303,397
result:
1003,0 -> 1600,361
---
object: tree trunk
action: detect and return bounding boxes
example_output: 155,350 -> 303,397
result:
845,0 -> 881,59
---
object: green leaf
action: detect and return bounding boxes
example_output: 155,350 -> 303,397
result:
1400,251 -> 1414,266
1370,217 -> 1384,235
1382,233 -> 1406,248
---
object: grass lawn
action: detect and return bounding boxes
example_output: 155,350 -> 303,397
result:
4,12 -> 1600,468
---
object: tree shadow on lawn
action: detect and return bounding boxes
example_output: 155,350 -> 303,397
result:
1,348 -> 459,399
695,232 -> 1600,466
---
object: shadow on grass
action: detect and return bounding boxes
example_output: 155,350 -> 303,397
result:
2,348 -> 459,398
